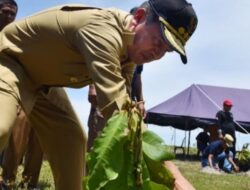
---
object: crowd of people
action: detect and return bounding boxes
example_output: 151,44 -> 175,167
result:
197,99 -> 241,174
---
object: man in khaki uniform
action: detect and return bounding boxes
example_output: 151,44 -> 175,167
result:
0,0 -> 198,189
86,7 -> 147,152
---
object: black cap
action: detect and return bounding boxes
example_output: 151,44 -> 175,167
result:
149,0 -> 198,64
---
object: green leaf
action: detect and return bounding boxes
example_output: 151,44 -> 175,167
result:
143,131 -> 175,162
85,111 -> 130,190
104,141 -> 132,190
143,130 -> 165,144
85,110 -> 177,190
142,130 -> 175,189
144,155 -> 175,189
105,153 -> 151,190
149,181 -> 171,190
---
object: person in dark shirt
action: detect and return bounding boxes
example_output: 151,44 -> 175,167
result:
131,65 -> 146,118
131,65 -> 143,101
196,128 -> 210,156
216,99 -> 236,156
201,134 -> 239,173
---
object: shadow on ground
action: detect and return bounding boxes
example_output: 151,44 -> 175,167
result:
174,153 -> 201,162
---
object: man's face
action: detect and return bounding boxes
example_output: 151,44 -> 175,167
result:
128,20 -> 172,64
0,3 -> 17,30
223,105 -> 232,112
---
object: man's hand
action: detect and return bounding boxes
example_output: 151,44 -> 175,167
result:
137,101 -> 147,119
234,165 -> 240,172
88,94 -> 97,106
228,156 -> 240,172
213,164 -> 220,170
88,84 -> 97,106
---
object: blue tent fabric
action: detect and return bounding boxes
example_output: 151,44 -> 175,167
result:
146,84 -> 250,133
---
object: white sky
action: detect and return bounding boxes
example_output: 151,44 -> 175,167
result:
16,0 -> 250,149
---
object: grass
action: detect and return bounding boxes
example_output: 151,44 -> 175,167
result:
0,161 -> 55,190
2,155 -> 250,190
174,159 -> 250,190
36,162 -> 54,189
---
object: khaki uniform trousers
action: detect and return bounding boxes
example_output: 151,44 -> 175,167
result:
22,125 -> 43,187
1,109 -> 43,187
0,53 -> 86,190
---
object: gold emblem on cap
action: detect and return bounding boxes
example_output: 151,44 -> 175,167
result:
159,16 -> 189,45
178,27 -> 185,34
178,27 -> 189,41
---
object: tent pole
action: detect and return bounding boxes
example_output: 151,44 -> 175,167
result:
187,130 -> 191,156
174,128 -> 176,147
185,119 -> 188,156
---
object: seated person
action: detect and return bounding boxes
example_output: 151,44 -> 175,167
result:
201,134 -> 239,173
196,128 -> 210,156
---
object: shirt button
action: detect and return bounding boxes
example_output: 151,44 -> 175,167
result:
70,77 -> 78,83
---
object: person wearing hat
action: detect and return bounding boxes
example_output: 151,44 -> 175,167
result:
86,7 -> 147,152
201,134 -> 239,173
0,0 -> 198,189
216,99 -> 236,156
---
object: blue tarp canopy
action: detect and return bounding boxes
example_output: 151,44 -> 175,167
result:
146,84 -> 250,133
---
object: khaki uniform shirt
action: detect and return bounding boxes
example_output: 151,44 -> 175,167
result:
0,4 -> 136,118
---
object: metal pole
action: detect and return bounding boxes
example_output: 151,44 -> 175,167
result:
187,130 -> 191,155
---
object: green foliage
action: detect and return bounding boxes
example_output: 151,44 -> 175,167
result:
236,143 -> 250,171
143,131 -> 175,162
149,181 -> 171,190
143,155 -> 174,188
84,108 -> 175,190
85,111 -> 130,190
142,131 -> 175,188
237,143 -> 250,165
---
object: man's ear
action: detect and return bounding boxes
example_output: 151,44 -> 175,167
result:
133,8 -> 146,23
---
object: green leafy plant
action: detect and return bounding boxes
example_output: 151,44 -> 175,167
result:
236,143 -> 250,171
84,106 -> 175,190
